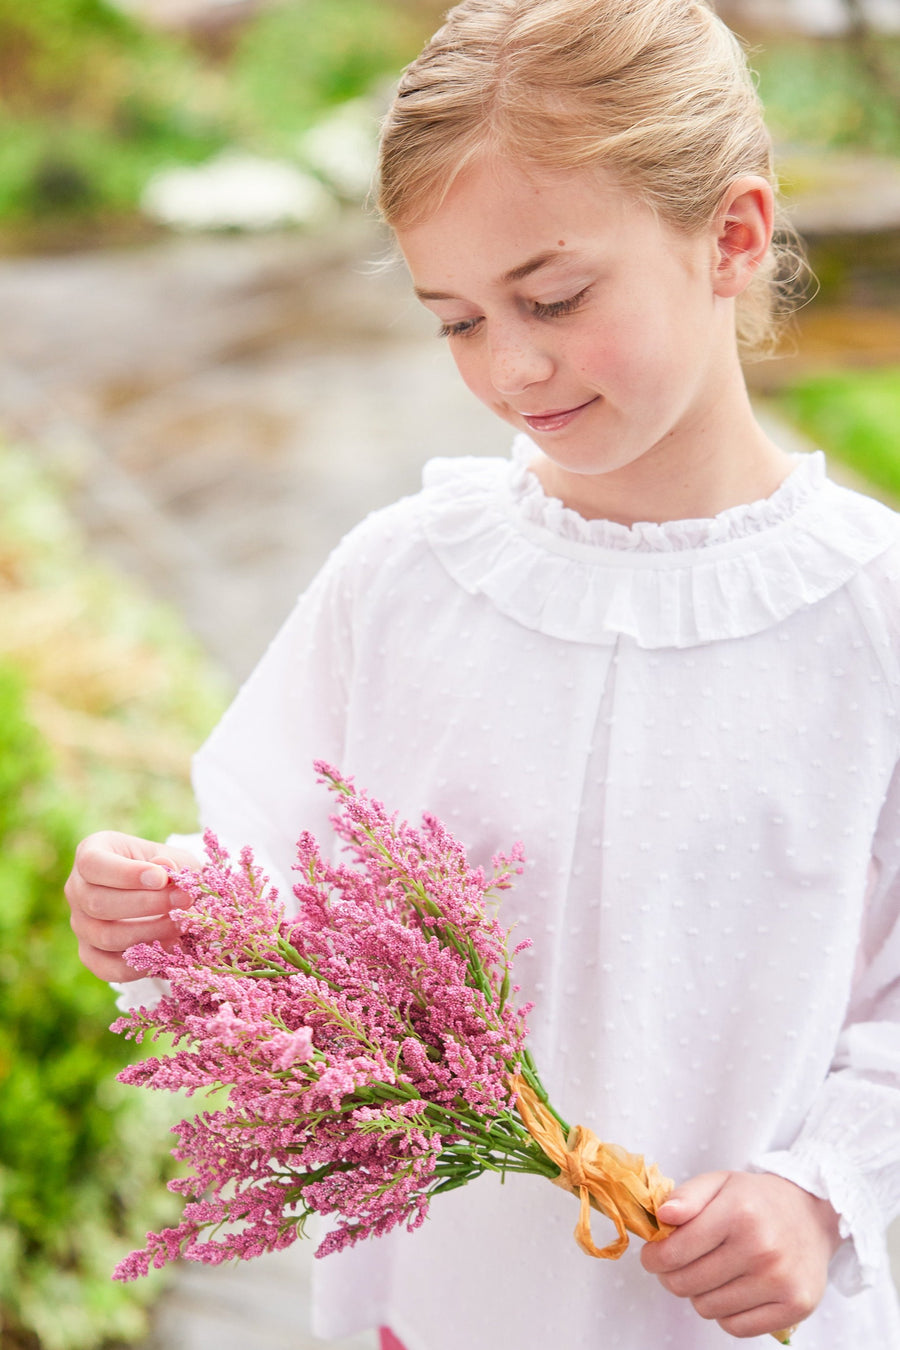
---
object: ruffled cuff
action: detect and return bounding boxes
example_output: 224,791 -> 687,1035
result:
749,1143 -> 886,1295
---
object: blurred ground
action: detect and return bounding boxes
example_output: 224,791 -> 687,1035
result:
142,1244 -> 376,1350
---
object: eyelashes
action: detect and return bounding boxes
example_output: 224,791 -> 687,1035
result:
438,317 -> 481,339
532,287 -> 592,319
437,285 -> 592,339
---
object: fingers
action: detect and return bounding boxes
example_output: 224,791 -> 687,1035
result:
71,832 -> 196,908
67,833 -> 200,918
75,934 -> 178,984
680,1263 -> 811,1340
74,908 -> 184,954
65,830 -> 201,982
69,899 -> 184,982
692,1279 -> 797,1337
642,1171 -> 836,1341
70,874 -> 180,922
716,1304 -> 798,1342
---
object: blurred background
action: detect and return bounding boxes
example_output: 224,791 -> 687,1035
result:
0,1 -> 897,1347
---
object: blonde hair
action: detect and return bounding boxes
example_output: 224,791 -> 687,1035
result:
377,0 -> 805,359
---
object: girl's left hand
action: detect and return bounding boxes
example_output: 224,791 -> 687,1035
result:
640,1170 -> 842,1340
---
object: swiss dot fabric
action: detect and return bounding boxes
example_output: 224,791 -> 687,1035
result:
127,444 -> 900,1349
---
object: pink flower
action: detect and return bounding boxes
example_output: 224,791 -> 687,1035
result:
266,1026 -> 315,1069
206,1002 -> 247,1046
111,766 -> 551,1280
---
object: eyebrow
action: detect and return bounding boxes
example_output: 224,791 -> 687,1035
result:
413,249 -> 565,301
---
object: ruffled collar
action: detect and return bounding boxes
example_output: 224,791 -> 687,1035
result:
420,435 -> 900,649
509,436 -> 827,553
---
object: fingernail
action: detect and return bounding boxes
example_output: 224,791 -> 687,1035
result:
140,867 -> 169,889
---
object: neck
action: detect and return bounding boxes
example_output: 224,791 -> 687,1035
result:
530,372 -> 795,527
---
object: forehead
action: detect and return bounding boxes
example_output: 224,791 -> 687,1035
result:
394,156 -> 667,288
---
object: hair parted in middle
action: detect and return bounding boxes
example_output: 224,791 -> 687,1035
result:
377,0 -> 807,358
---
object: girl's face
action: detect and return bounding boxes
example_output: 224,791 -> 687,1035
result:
396,157 -> 750,515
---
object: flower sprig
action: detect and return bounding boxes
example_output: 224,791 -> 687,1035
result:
112,763 -> 557,1276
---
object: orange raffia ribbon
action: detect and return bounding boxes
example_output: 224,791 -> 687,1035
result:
510,1074 -> 797,1345
510,1073 -> 675,1257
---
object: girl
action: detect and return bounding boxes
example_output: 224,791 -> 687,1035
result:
66,1 -> 900,1346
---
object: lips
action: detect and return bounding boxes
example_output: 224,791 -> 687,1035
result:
520,397 -> 599,433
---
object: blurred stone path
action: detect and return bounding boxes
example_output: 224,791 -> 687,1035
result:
0,219 -> 510,682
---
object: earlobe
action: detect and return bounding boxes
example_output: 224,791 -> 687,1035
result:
712,176 -> 774,299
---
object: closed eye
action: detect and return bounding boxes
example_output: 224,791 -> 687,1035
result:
436,285 -> 592,339
437,316 -> 483,339
532,286 -> 592,319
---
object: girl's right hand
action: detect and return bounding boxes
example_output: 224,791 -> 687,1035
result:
65,831 -> 201,982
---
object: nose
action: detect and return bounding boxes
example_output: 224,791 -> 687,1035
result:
487,325 -> 554,396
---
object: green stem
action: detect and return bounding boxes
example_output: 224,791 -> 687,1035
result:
519,1049 -> 571,1136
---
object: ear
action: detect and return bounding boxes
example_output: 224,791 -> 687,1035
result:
711,176 -> 774,299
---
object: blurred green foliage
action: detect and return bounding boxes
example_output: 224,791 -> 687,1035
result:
0,0 -> 139,110
0,439 -> 227,1348
0,0 -> 428,232
0,441 -> 227,833
754,37 -> 900,155
231,0 -> 426,150
778,368 -> 900,500
0,0 -> 230,229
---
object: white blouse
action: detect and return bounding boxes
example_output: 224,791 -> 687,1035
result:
132,441 -> 900,1348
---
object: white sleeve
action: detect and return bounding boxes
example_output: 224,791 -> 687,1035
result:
189,532 -> 358,910
751,760 -> 900,1295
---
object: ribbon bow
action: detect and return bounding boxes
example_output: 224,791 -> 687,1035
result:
510,1073 -> 674,1258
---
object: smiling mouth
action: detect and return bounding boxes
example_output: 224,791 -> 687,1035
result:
520,398 -> 599,432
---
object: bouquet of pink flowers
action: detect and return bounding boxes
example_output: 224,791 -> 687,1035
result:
111,764 -> 792,1345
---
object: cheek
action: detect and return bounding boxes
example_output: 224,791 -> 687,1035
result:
573,305 -> 679,385
566,328 -> 627,384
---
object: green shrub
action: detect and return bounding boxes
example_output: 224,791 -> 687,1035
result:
0,439 -> 228,1347
0,666 -> 181,1350
777,367 -> 900,501
0,116 -> 228,228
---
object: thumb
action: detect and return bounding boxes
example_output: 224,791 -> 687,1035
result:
138,861 -> 173,890
657,1171 -> 730,1226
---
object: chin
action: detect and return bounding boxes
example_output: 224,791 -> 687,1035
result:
538,444 -> 634,479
